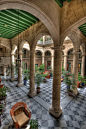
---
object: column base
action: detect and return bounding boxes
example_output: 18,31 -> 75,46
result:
16,83 -> 24,87
73,89 -> 78,95
49,105 -> 62,118
10,78 -> 15,82
28,91 -> 37,98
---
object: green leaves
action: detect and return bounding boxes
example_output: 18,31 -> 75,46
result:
29,118 -> 40,129
35,73 -> 44,87
0,86 -> 11,97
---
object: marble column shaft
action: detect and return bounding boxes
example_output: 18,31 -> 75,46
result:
17,52 -> 23,87
81,54 -> 85,77
42,56 -> 44,64
73,51 -> 81,95
28,50 -> 36,97
49,46 -> 63,118
64,55 -> 67,71
10,53 -> 15,81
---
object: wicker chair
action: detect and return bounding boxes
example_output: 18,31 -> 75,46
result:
10,102 -> 31,128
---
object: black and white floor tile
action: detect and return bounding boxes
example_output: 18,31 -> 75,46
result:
0,76 -> 86,129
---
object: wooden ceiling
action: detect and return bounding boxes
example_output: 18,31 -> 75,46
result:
0,9 -> 39,39
55,0 -> 71,7
79,23 -> 86,37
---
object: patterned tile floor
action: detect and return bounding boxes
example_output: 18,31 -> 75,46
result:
0,76 -> 86,129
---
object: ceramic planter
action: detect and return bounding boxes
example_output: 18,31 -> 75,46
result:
0,96 -> 7,101
36,87 -> 40,93
0,84 -> 4,88
45,74 -> 50,79
81,82 -> 84,86
68,91 -> 73,96
77,81 -> 81,88
24,80 -> 27,85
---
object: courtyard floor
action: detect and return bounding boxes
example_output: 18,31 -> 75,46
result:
1,76 -> 86,129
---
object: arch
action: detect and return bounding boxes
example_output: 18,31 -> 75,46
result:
20,40 -> 29,51
0,0 -> 59,46
35,50 -> 42,57
44,50 -> 51,56
61,16 -> 86,45
80,43 -> 85,55
31,32 -> 50,50
0,37 -> 11,51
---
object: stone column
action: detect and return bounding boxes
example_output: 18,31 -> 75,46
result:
43,36 -> 45,45
28,50 -> 36,97
17,52 -> 23,87
3,67 -> 6,77
42,56 -> 44,64
64,54 -> 67,71
81,54 -> 85,77
49,46 -> 63,118
73,51 -> 81,95
10,53 -> 15,81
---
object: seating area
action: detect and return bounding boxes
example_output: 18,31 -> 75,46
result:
10,102 -> 31,128
0,1 -> 86,128
0,77 -> 86,129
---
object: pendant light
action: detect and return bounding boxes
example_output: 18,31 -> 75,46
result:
16,9 -> 21,67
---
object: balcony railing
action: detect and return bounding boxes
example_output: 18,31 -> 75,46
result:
0,52 -> 11,57
37,39 -> 53,45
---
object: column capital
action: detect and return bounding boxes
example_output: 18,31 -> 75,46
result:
30,50 -> 35,54
51,46 -> 65,50
63,54 -> 67,57
81,53 -> 86,56
19,51 -> 23,55
11,52 -> 15,56
72,51 -> 81,55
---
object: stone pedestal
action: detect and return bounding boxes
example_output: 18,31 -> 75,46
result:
10,53 -> 15,81
17,52 -> 23,87
81,54 -> 85,77
73,51 -> 81,95
28,50 -> 36,97
64,55 -> 67,71
49,46 -> 63,118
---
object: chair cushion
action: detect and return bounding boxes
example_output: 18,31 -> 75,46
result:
15,112 -> 29,128
14,106 -> 24,116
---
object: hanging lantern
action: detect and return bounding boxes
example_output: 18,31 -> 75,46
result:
16,9 -> 21,67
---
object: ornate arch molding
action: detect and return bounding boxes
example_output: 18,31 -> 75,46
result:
0,37 -> 11,51
0,0 -> 59,45
20,40 -> 29,51
61,16 -> 86,45
31,31 -> 50,50
44,49 -> 52,56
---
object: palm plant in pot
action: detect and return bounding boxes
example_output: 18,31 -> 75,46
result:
35,73 -> 43,93
29,118 -> 40,129
0,86 -> 11,100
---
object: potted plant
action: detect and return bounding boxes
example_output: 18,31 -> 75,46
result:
68,89 -> 73,96
29,118 -> 40,129
0,86 -> 11,100
35,73 -> 43,93
63,71 -> 71,90
0,84 -> 4,88
24,76 -> 28,85
38,64 -> 45,74
0,103 -> 5,115
61,67 -> 65,78
48,66 -> 53,77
